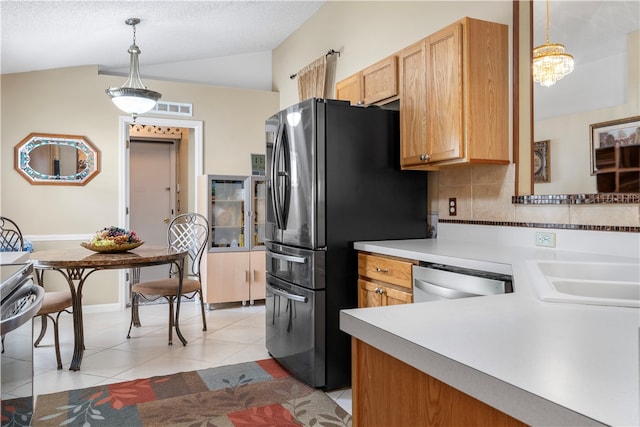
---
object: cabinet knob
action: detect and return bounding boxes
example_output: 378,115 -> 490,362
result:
375,267 -> 389,273
375,287 -> 385,294
419,154 -> 431,162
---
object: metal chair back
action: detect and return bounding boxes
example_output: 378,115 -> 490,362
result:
167,213 -> 209,281
0,216 -> 24,252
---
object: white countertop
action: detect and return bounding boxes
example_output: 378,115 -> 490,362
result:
341,234 -> 639,426
0,251 -> 31,265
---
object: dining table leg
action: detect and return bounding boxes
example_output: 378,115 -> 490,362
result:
41,267 -> 97,371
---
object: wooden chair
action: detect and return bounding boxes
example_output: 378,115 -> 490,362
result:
0,216 -> 73,369
127,212 -> 209,345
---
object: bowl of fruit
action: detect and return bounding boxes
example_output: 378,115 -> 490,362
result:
81,226 -> 143,253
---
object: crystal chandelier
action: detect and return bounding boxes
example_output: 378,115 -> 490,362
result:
106,18 -> 161,117
532,0 -> 575,87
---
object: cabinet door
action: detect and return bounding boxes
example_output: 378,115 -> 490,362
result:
398,39 -> 428,168
358,278 -> 382,308
251,177 -> 266,249
208,177 -> 249,250
205,252 -> 250,303
426,22 -> 464,162
249,250 -> 266,302
335,72 -> 362,105
382,286 -> 412,305
362,56 -> 398,105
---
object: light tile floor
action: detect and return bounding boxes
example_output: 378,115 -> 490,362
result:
2,301 -> 352,414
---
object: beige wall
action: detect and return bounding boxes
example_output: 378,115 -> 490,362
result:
1,65 -> 279,304
273,1 -> 511,109
273,1 -> 639,228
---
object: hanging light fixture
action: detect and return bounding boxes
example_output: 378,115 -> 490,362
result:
106,18 -> 161,117
532,0 -> 575,87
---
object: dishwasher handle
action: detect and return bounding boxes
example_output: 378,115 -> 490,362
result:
413,278 -> 480,300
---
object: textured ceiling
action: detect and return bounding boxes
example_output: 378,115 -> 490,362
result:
0,0 -> 325,77
533,1 -> 639,64
1,1 -> 638,87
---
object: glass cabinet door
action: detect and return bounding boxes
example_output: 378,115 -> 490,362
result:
251,176 -> 266,249
209,177 -> 249,250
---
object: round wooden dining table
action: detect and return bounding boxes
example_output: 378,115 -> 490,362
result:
30,246 -> 188,371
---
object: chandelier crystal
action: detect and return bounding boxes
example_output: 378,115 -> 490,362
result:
106,18 -> 161,117
532,0 -> 574,87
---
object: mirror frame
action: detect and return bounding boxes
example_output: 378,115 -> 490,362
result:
14,133 -> 100,186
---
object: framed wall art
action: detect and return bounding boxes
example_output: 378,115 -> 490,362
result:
590,115 -> 640,174
533,140 -> 550,183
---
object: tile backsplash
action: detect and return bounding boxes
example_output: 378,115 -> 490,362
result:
435,164 -> 640,230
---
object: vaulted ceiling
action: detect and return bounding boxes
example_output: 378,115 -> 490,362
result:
1,1 -> 325,89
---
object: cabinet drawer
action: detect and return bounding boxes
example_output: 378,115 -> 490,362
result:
358,253 -> 414,289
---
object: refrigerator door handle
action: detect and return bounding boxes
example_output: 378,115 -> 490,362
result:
279,124 -> 291,228
271,123 -> 285,230
267,283 -> 308,303
271,252 -> 307,264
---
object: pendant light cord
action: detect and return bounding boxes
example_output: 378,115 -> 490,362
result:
545,0 -> 551,44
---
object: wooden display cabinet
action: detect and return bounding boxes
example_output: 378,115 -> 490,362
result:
595,144 -> 640,193
197,175 -> 266,305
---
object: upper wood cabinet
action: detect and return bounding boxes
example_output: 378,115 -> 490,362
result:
335,55 -> 398,106
398,40 -> 428,166
400,17 -> 509,170
335,73 -> 362,106
362,56 -> 398,105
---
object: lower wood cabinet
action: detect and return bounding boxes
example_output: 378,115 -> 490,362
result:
203,250 -> 265,305
352,339 -> 526,427
358,279 -> 411,307
357,252 -> 416,308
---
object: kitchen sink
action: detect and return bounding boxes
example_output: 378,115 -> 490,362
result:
526,260 -> 640,308
535,261 -> 639,283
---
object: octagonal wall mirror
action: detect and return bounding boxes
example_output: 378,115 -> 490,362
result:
14,133 -> 100,185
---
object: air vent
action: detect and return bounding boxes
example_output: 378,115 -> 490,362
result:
151,101 -> 193,116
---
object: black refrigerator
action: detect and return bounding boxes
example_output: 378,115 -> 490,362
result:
264,98 -> 427,390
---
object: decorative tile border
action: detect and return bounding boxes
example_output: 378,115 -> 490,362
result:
439,219 -> 640,233
512,193 -> 640,205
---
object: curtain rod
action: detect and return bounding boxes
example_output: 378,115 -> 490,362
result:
289,49 -> 341,79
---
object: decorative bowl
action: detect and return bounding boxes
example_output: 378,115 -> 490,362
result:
80,241 -> 144,253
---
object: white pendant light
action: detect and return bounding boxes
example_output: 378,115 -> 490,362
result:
106,18 -> 161,117
532,0 -> 575,87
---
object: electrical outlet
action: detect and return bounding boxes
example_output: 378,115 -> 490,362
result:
535,232 -> 556,248
448,198 -> 457,216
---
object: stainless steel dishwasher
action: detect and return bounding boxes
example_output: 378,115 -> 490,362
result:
413,262 -> 513,302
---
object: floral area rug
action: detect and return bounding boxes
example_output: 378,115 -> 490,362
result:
3,358 -> 351,426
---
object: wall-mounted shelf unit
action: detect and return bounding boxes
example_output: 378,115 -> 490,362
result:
595,144 -> 640,193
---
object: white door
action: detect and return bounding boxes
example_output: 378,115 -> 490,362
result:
130,140 -> 177,287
